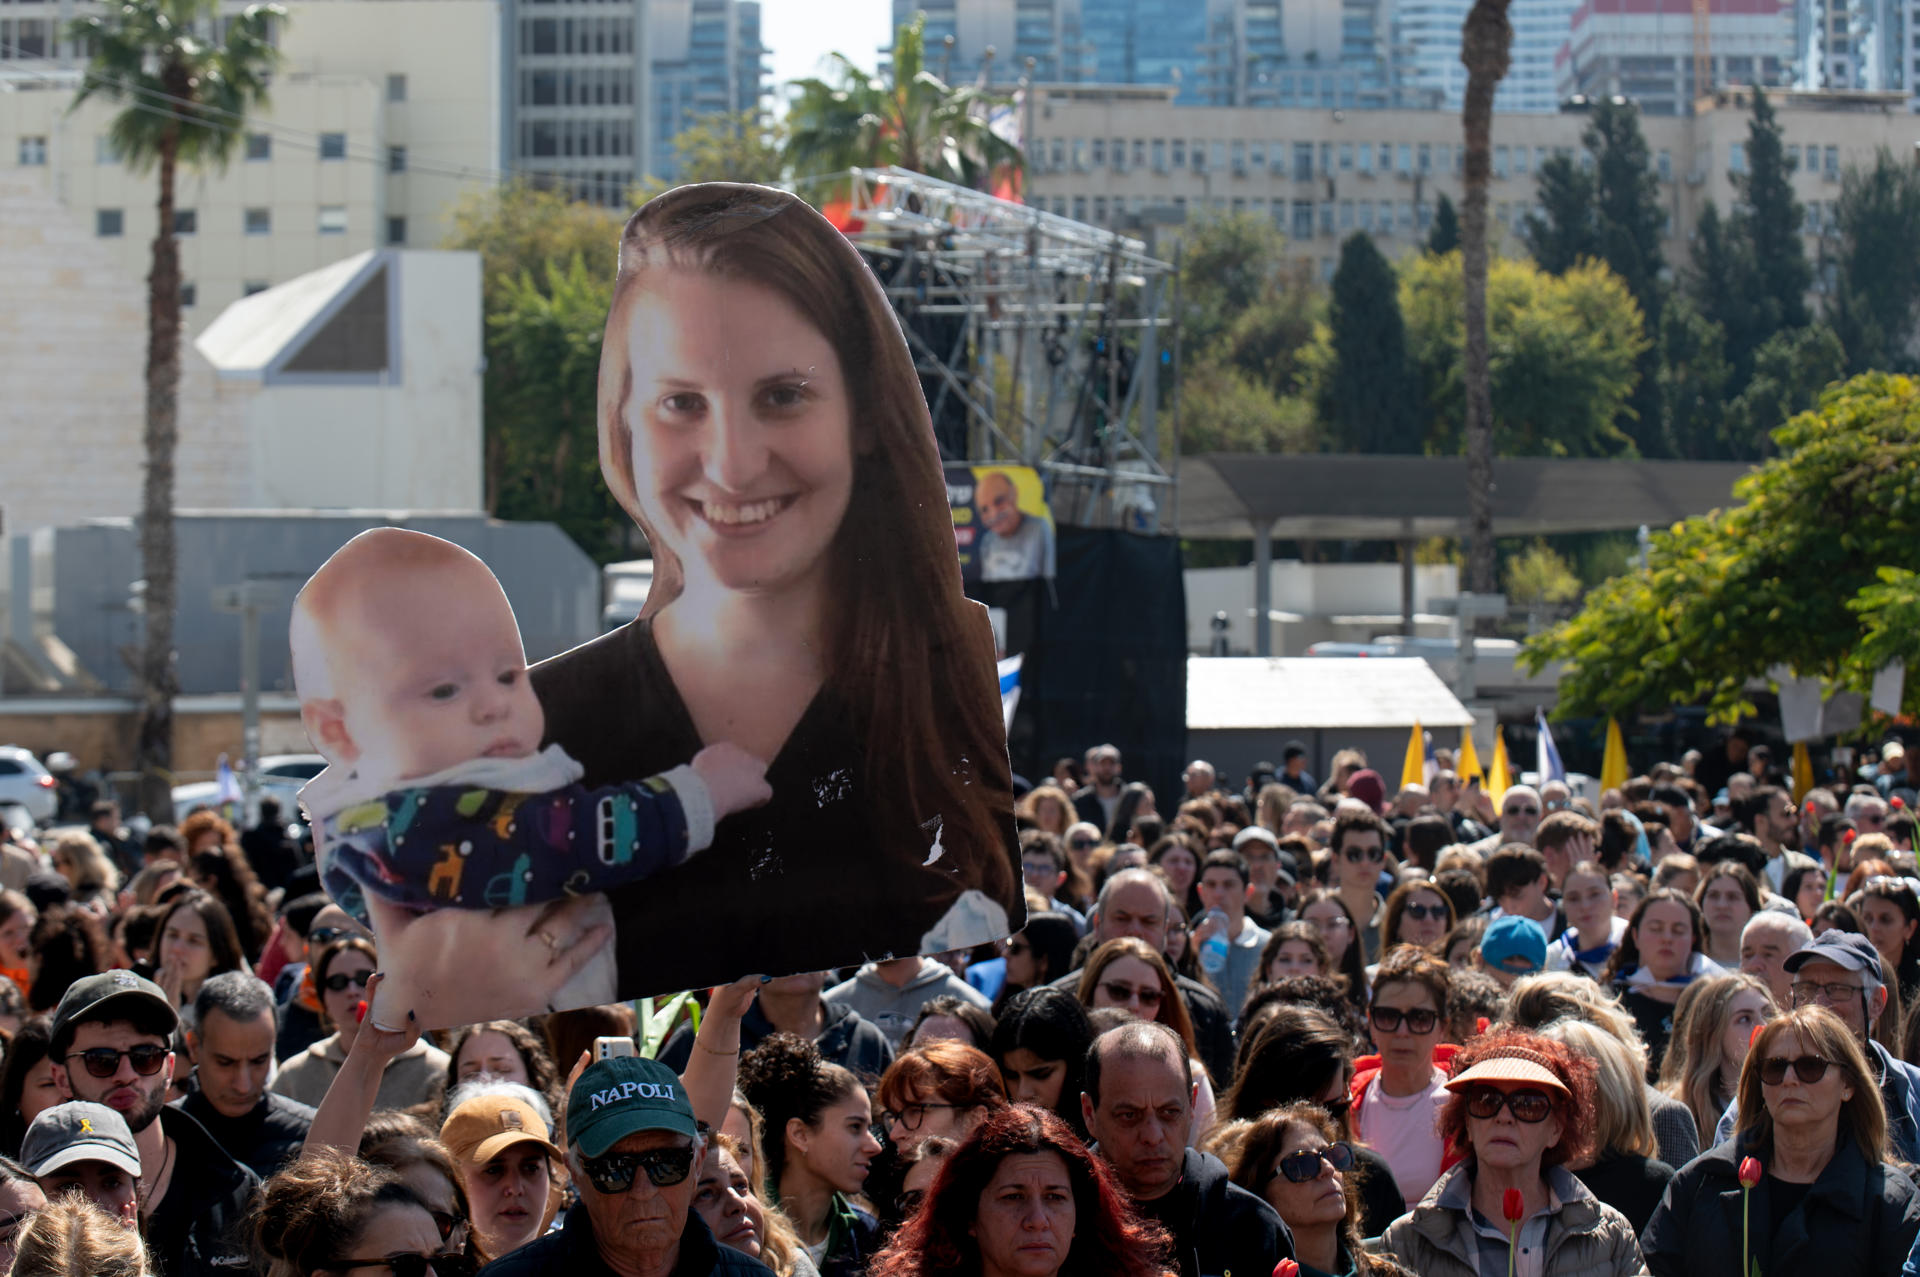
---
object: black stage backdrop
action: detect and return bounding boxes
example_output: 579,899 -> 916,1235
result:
969,527 -> 1188,807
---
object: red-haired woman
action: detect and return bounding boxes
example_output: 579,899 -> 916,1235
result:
874,1041 -> 1009,1152
1379,1028 -> 1646,1277
868,1105 -> 1174,1277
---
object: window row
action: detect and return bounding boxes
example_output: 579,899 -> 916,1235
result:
19,131 -> 360,166
521,15 -> 633,55
94,206 -> 353,236
521,117 -> 634,159
522,66 -> 634,107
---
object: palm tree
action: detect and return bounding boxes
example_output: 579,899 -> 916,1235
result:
68,0 -> 283,817
786,13 -> 1022,190
1459,0 -> 1513,597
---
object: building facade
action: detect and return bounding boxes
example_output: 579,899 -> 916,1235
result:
1,0 -> 500,328
1025,82 -> 1920,280
1556,0 -> 1796,114
1796,0 -> 1917,102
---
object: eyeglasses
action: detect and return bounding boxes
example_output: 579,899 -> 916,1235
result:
324,969 -> 374,994
1503,806 -> 1541,819
893,1188 -> 926,1218
307,926 -> 351,949
1318,1094 -> 1354,1122
1069,838 -> 1098,851
1370,1006 -> 1439,1035
427,1210 -> 467,1243
66,1045 -> 169,1079
880,1102 -> 962,1133
581,1146 -> 696,1195
1342,846 -> 1384,864
1402,902 -> 1447,922
1791,980 -> 1867,1007
1759,1055 -> 1833,1085
1274,1141 -> 1355,1184
1099,982 -> 1163,1009
322,1255 -> 474,1277
1463,1086 -> 1556,1123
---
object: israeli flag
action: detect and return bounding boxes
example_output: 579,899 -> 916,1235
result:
215,753 -> 243,810
999,654 -> 1023,733
1535,708 -> 1566,783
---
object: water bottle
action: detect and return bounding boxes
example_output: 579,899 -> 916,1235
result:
1199,907 -> 1231,975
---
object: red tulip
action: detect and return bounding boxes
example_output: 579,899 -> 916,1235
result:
1895,797 -> 1907,811
1503,1187 -> 1525,1222
1739,1156 -> 1763,1189
354,1000 -> 369,1024
1476,1016 -> 1491,1036
1273,1262 -> 1301,1277
1844,828 -> 1857,844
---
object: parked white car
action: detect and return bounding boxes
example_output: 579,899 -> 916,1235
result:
171,754 -> 328,826
0,747 -> 59,824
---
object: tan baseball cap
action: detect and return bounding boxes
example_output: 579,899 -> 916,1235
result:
440,1094 -> 562,1167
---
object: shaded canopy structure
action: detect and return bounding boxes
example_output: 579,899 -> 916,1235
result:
1178,455 -> 1754,653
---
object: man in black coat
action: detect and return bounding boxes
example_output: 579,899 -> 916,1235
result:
1081,1021 -> 1292,1277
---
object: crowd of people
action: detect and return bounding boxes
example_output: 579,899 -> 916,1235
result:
0,730 -> 1911,1275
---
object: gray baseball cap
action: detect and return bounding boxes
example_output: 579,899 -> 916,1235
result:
20,1102 -> 141,1178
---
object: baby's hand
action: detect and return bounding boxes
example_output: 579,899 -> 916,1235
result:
691,743 -> 773,819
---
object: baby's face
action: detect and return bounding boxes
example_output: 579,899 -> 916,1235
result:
331,567 -> 545,784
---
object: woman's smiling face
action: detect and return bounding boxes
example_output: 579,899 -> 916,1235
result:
623,270 -> 856,601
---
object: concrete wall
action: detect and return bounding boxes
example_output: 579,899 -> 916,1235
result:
0,699 -> 310,777
1185,560 -> 1460,654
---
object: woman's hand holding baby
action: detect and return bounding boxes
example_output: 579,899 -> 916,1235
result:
691,743 -> 773,819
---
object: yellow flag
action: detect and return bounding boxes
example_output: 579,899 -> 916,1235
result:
1458,727 -> 1484,785
1792,741 -> 1814,803
1401,721 -> 1426,791
1489,730 -> 1512,806
1599,718 -> 1629,793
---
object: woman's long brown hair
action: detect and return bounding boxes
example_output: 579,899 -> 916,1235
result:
596,183 -> 1017,915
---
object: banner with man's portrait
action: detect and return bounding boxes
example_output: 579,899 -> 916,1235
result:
947,463 -> 1056,583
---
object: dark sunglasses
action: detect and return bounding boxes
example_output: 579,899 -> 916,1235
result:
1275,1141 -> 1354,1184
582,1146 -> 696,1195
66,1044 -> 169,1079
1069,838 -> 1098,850
1464,1085 -> 1555,1123
1342,846 -> 1384,863
1402,902 -> 1448,922
324,969 -> 375,994
307,926 -> 351,948
1100,981 -> 1162,1008
1370,1006 -> 1439,1035
1504,805 -> 1541,818
428,1210 -> 466,1243
1759,1055 -> 1833,1085
322,1255 -> 473,1277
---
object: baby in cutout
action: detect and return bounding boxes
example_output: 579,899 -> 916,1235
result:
291,527 -> 770,1010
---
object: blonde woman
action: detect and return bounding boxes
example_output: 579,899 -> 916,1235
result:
9,1194 -> 153,1277
1658,971 -> 1775,1145
694,1131 -> 819,1277
48,831 -> 120,909
1539,1017 -> 1675,1232
1017,785 -> 1075,838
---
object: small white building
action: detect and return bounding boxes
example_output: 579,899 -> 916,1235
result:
193,248 -> 484,512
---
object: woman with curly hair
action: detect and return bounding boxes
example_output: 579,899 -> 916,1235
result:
867,1105 -> 1174,1277
444,1019 -> 564,1119
1380,1027 -> 1647,1277
26,905 -> 112,1013
1227,1103 -> 1414,1277
180,810 -> 273,962
253,1147 -> 448,1277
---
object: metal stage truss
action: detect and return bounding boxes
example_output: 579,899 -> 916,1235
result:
827,167 -> 1180,533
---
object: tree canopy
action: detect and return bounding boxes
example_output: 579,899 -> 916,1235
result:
1522,371 -> 1920,720
1321,232 -> 1420,453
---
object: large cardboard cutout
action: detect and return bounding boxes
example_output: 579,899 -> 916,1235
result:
294,184 -> 1024,1029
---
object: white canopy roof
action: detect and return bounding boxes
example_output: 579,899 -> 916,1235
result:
194,250 -> 379,378
1188,656 -> 1473,731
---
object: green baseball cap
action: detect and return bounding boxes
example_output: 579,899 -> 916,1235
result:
567,1057 -> 698,1158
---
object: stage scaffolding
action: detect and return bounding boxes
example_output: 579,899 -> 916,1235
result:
826,167 -> 1181,534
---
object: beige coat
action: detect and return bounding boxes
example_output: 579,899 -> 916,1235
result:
270,1032 -> 449,1111
1379,1163 -> 1650,1277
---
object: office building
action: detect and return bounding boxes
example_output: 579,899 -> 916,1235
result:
645,0 -> 768,181
1798,0 -> 1917,102
897,0 -> 1093,85
1556,0 -> 1796,114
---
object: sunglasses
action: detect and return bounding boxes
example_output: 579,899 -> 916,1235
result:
66,1045 -> 168,1079
307,926 -> 351,948
1274,1141 -> 1354,1184
1402,902 -> 1447,922
1464,1085 -> 1555,1123
324,969 -> 375,994
1370,1006 -> 1439,1035
1504,805 -> 1541,818
428,1210 -> 467,1243
1759,1055 -> 1833,1085
1100,981 -> 1162,1008
322,1256 -> 473,1277
1342,846 -> 1384,863
1069,838 -> 1098,851
582,1146 -> 696,1195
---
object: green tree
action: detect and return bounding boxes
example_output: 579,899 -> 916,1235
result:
635,110 -> 786,199
445,179 -> 624,312
1459,0 -> 1514,595
1828,148 -> 1920,373
1427,194 -> 1461,255
67,0 -> 283,817
1587,101 -> 1667,320
1402,252 -> 1648,458
1179,360 -> 1319,454
485,258 -> 636,562
1686,200 -> 1752,381
1524,372 -> 1920,720
1729,87 -> 1811,366
1505,540 -> 1583,632
785,14 -> 1021,190
1178,212 -> 1292,354
1657,294 -> 1731,459
1519,154 -> 1598,274
1722,324 -> 1846,456
1321,233 -> 1420,452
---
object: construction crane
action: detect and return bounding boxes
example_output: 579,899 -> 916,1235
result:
1693,0 -> 1713,106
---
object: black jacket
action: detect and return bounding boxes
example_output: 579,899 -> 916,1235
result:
1132,1147 -> 1293,1277
174,1088 -> 315,1182
658,995 -> 895,1082
1643,1136 -> 1920,1277
479,1203 -> 773,1277
1049,968 -> 1236,1088
144,1105 -> 263,1277
1073,788 -> 1115,837
1574,1149 -> 1674,1235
